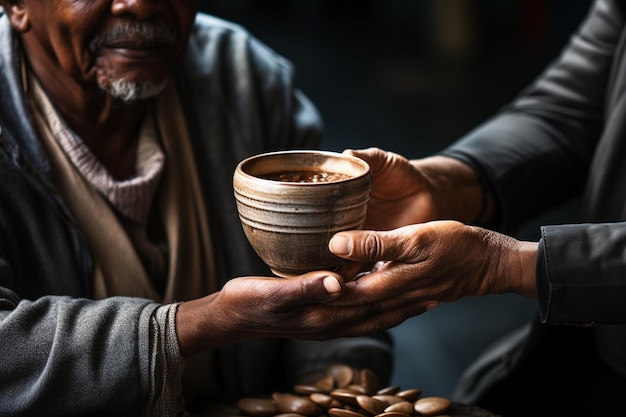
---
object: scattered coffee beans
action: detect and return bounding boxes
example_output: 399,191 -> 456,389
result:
235,364 -> 452,417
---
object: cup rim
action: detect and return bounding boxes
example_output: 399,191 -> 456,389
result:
235,149 -> 370,186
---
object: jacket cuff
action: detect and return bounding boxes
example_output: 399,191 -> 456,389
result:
536,225 -> 600,326
536,227 -> 552,323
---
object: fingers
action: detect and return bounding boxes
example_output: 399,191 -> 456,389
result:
343,148 -> 405,177
268,271 -> 346,307
342,148 -> 385,176
327,262 -> 419,306
329,226 -> 419,263
330,299 -> 441,338
218,271 -> 346,320
342,147 -> 384,161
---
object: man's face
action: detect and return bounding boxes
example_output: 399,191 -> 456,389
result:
13,0 -> 198,101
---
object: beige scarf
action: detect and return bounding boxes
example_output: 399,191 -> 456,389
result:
27,75 -> 219,399
27,79 -> 217,303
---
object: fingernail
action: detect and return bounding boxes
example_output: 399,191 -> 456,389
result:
323,276 -> 342,294
329,234 -> 351,256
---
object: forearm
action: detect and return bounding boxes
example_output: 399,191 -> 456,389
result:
440,114 -> 589,233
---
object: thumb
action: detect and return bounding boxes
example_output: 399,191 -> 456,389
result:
329,229 -> 411,263
343,147 -> 389,174
280,271 -> 346,304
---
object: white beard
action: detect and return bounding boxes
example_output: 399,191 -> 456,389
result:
101,77 -> 168,102
90,20 -> 175,102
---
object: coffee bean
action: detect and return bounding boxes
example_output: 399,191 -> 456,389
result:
325,364 -> 354,389
383,401 -> 414,414
396,389 -> 421,402
355,395 -> 387,415
310,392 -> 342,409
315,375 -> 336,393
359,369 -> 380,395
238,398 -> 277,417
376,386 -> 400,396
346,385 -> 368,395
294,384 -> 324,395
235,364 -> 455,417
273,393 -> 318,416
413,397 -> 451,416
275,414 -> 309,417
327,408 -> 367,417
330,389 -> 360,407
371,395 -> 402,406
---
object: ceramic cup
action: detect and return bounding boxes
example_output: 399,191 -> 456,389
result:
233,150 -> 372,277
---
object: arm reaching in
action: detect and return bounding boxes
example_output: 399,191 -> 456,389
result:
329,221 -> 538,313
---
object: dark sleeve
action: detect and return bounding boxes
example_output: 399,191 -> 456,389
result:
0,285 -> 161,414
182,14 -> 323,158
440,0 -> 622,232
536,223 -> 626,324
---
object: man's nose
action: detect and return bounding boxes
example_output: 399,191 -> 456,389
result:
111,0 -> 164,20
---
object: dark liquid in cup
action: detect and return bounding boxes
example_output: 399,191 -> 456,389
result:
261,170 -> 350,183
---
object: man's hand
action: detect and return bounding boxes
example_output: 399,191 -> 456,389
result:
329,221 -> 538,312
343,148 -> 438,230
344,148 -> 486,229
175,270 -> 417,357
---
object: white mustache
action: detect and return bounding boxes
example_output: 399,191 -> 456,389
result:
89,21 -> 176,51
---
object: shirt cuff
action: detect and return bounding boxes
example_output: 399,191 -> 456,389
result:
145,303 -> 186,417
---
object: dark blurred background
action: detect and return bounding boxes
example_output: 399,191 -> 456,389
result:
198,0 -> 592,397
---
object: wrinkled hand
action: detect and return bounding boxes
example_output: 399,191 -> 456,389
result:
345,147 -> 488,230
340,148 -> 488,278
176,270 -> 417,356
329,221 -> 538,313
344,148 -> 437,230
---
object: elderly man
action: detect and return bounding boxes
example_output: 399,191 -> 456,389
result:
0,1 -> 394,415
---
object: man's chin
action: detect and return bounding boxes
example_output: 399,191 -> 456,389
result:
100,78 -> 168,102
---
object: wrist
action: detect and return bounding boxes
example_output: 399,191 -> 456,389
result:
175,293 -> 235,356
516,240 -> 539,298
492,238 -> 538,297
413,156 -> 484,223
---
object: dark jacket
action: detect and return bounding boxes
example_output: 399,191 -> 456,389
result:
0,11 -> 392,415
442,0 -> 626,411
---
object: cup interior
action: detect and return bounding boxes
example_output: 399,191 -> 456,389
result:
238,150 -> 369,183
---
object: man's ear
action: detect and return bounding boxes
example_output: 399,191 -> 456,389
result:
2,1 -> 31,33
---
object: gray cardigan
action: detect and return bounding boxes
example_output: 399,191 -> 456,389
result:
0,11 -> 392,415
